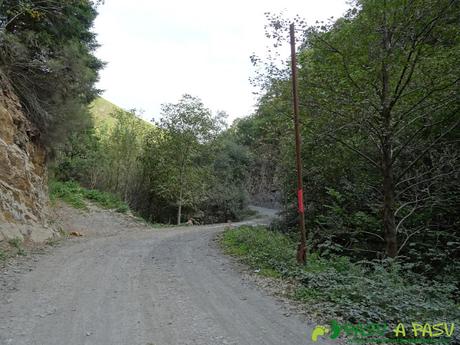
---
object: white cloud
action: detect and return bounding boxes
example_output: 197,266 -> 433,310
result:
93,0 -> 348,123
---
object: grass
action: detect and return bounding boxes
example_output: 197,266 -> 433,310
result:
1,229 -> 67,262
8,238 -> 22,248
0,249 -> 6,261
222,225 -> 297,275
8,237 -> 26,256
221,226 -> 460,332
50,180 -> 130,213
0,238 -> 26,261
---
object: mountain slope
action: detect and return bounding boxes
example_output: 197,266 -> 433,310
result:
89,97 -> 154,130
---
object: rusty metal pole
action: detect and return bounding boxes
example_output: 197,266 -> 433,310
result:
290,23 -> 307,264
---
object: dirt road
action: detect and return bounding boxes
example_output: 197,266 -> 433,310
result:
0,206 -> 326,345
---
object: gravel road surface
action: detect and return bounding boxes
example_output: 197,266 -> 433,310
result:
0,206 -> 329,345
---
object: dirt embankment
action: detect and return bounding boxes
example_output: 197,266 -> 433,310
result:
0,74 -> 55,244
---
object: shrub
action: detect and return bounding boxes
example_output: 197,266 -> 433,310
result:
49,180 -> 129,213
49,180 -> 87,209
221,226 -> 459,332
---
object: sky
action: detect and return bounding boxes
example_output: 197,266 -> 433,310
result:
93,0 -> 349,123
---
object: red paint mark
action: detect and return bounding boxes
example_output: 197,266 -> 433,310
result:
297,189 -> 304,213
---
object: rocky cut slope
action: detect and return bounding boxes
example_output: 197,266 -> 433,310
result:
0,73 -> 55,243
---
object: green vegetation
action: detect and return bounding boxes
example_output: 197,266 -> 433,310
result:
2,0 -> 459,334
8,238 -> 26,256
52,94 -> 249,224
8,238 -> 22,248
231,0 -> 459,285
50,180 -> 129,213
222,226 -> 296,273
50,180 -> 86,209
89,97 -> 154,132
222,226 -> 459,328
89,97 -> 120,129
0,0 -> 103,149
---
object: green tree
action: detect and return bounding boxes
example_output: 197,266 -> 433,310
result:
156,94 -> 221,224
0,0 -> 104,149
102,109 -> 147,199
258,0 -> 460,258
298,0 -> 460,257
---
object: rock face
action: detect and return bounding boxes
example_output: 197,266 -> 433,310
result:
0,74 -> 55,242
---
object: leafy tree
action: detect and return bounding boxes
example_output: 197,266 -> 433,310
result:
155,94 -> 222,224
0,0 -> 104,149
256,0 -> 460,258
52,124 -> 103,186
298,0 -> 460,257
102,109 -> 147,198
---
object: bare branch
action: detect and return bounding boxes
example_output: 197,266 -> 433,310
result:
326,133 -> 379,168
394,196 -> 433,216
396,171 -> 455,198
393,77 -> 460,129
396,204 -> 420,233
397,227 -> 423,255
396,115 -> 460,182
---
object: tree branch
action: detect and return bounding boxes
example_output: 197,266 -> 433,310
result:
326,133 -> 379,168
396,115 -> 460,182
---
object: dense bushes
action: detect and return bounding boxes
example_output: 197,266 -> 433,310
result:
222,226 -> 459,334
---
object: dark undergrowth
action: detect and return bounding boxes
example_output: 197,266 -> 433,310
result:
221,226 -> 459,343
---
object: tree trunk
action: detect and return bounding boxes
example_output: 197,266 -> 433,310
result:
380,8 -> 398,258
177,164 -> 184,225
177,197 -> 182,225
382,145 -> 397,257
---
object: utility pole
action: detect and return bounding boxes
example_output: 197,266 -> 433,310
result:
290,23 -> 307,264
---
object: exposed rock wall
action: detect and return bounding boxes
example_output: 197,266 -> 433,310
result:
0,74 -> 55,242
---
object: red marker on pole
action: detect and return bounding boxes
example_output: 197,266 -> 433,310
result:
297,189 -> 304,214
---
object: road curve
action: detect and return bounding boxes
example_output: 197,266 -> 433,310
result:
0,208 -> 326,345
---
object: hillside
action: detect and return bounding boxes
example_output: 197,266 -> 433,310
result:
89,97 -> 154,130
89,97 -> 119,128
